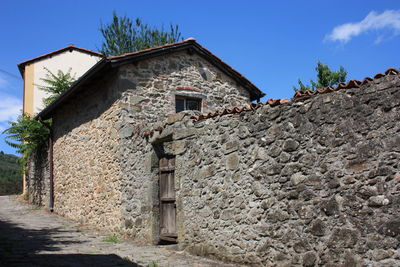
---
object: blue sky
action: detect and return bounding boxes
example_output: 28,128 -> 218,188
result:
1,0 -> 400,155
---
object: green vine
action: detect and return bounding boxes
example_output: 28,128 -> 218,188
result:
2,114 -> 52,170
2,68 -> 73,170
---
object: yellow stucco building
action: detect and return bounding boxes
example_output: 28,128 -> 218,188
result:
19,44 -> 102,116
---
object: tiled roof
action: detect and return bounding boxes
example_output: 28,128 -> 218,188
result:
18,44 -> 103,75
36,38 -> 265,120
191,99 -> 289,122
293,67 -> 400,100
108,38 -> 264,101
108,38 -> 195,59
143,98 -> 289,138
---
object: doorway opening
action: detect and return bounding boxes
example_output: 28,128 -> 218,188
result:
158,155 -> 177,244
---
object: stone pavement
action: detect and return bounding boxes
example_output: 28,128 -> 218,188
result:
0,196 -> 245,267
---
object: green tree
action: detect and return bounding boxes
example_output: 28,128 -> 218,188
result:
99,11 -> 183,56
293,61 -> 347,92
2,114 -> 51,169
39,67 -> 75,106
3,67 -> 73,171
0,152 -> 22,195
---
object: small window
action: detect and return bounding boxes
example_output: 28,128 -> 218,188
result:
175,97 -> 201,113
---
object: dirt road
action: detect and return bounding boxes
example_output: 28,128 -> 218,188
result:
0,196 -> 242,267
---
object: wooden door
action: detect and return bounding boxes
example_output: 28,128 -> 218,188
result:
159,156 -> 177,242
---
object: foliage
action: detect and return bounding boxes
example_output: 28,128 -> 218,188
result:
102,234 -> 121,243
293,61 -> 347,92
3,67 -> 67,179
39,67 -> 75,106
0,152 -> 22,195
99,11 -> 183,56
146,261 -> 159,267
2,114 -> 51,169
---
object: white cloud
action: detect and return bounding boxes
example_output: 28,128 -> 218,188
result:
326,10 -> 400,43
0,76 -> 8,88
0,93 -> 21,132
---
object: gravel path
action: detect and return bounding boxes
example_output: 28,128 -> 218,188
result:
0,196 -> 243,267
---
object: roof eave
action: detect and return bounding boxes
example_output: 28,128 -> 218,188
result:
35,40 -> 265,119
18,46 -> 103,78
109,41 -> 193,67
35,58 -> 109,120
189,42 -> 265,101
109,41 -> 265,100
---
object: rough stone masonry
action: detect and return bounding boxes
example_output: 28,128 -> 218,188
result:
27,50 -> 252,231
142,73 -> 400,266
28,60 -> 400,266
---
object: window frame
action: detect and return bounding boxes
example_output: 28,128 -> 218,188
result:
175,96 -> 202,113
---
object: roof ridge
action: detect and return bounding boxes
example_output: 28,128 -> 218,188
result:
107,38 -> 195,59
293,67 -> 400,100
18,45 -> 102,66
106,38 -> 264,101
18,45 -> 103,76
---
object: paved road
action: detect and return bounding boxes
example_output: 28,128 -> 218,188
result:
0,196 -> 242,267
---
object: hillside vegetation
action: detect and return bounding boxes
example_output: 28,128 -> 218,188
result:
0,152 -> 22,195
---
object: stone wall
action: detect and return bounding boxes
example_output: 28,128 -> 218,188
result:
51,73 -> 124,230
27,147 -> 50,207
27,49 -> 400,266
27,49 -> 253,233
114,50 -> 253,240
117,50 -> 251,129
140,73 -> 400,266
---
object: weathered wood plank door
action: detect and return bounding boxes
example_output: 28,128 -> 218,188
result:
159,156 -> 177,242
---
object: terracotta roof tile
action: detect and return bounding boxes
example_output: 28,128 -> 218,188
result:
143,98 -> 289,138
385,67 -> 400,75
144,67 -> 400,139
374,73 -> 385,79
190,99 -> 289,122
293,67 -> 400,100
267,98 -> 288,107
361,77 -> 374,86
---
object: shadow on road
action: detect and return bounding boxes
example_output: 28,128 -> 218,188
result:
0,218 -> 141,267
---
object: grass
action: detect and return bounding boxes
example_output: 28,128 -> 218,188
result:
85,250 -> 99,254
102,234 -> 121,243
32,205 -> 42,210
146,261 -> 159,267
61,222 -> 70,229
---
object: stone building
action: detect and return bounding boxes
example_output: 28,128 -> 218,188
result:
26,38 -> 400,266
26,38 -> 263,239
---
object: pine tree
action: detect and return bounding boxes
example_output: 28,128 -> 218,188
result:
99,11 -> 183,56
293,61 -> 347,92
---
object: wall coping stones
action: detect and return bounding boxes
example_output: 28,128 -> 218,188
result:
143,69 -> 400,140
293,67 -> 400,100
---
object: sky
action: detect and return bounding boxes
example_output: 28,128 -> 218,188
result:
1,0 -> 400,155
